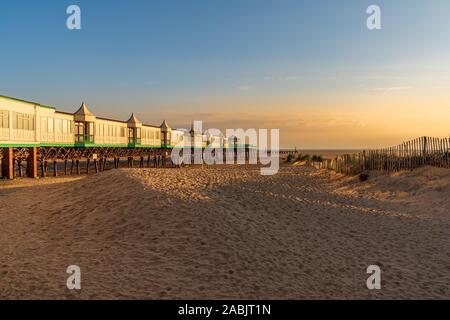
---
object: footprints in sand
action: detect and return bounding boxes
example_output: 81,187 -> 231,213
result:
0,166 -> 448,299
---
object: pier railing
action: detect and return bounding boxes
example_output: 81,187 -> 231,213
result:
312,136 -> 450,175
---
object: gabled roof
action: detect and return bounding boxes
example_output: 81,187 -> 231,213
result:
0,95 -> 55,110
127,113 -> 142,125
74,102 -> 95,116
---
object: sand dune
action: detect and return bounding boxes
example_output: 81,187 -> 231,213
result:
0,166 -> 448,299
327,166 -> 450,220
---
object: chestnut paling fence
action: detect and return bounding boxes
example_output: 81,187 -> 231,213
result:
313,136 -> 450,175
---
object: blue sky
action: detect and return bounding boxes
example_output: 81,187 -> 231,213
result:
1,0 -> 449,147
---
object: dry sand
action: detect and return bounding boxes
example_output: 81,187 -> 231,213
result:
0,165 -> 448,299
299,149 -> 362,160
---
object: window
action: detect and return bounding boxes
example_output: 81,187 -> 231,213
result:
48,118 -> 54,133
13,112 -> 34,131
13,113 -> 18,129
56,119 -> 63,133
88,122 -> 94,135
0,110 -> 8,128
75,122 -> 84,143
75,122 -> 84,135
41,117 -> 47,132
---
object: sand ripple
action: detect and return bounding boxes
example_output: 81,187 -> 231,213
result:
0,166 -> 448,299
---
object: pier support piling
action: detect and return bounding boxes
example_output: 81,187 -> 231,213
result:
40,162 -> 46,178
1,148 -> 14,180
18,160 -> 23,177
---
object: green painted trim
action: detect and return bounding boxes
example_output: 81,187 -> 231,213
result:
128,143 -> 141,148
0,143 -> 40,147
129,144 -> 162,149
40,143 -> 76,147
0,143 -> 163,148
74,142 -> 163,148
75,143 -> 127,148
0,143 -> 255,150
0,95 -> 56,109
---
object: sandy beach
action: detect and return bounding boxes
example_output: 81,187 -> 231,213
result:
0,165 -> 448,299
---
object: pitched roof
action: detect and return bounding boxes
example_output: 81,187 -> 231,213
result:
160,120 -> 171,130
74,102 -> 95,116
127,113 -> 142,125
0,95 -> 55,110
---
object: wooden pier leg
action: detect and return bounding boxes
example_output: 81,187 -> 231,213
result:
140,156 -> 144,168
44,161 -> 48,176
41,161 -> 46,178
76,160 -> 80,175
147,156 -> 150,168
128,157 -> 133,168
86,159 -> 90,174
64,160 -> 68,175
94,159 -> 98,173
1,148 -> 14,180
103,158 -> 107,171
70,160 -> 74,174
18,160 -> 23,177
53,161 -> 57,177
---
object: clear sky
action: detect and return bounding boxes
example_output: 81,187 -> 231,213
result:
1,0 -> 449,148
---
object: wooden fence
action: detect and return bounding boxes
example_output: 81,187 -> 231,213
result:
313,136 -> 450,175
